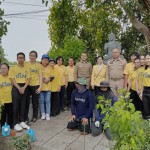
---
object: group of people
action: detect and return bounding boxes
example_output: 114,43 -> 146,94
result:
0,49 -> 150,139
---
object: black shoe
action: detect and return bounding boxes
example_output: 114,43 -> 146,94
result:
144,115 -> 150,120
25,120 -> 31,125
104,128 -> 112,140
31,117 -> 37,122
60,108 -> 65,112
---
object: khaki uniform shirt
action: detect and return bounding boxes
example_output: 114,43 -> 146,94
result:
74,61 -> 92,81
106,57 -> 127,81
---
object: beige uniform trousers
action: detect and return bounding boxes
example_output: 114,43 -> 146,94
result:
109,78 -> 124,97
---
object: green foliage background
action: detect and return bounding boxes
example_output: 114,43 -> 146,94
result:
44,0 -> 149,62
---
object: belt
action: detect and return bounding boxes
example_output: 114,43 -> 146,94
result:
110,78 -> 123,81
78,77 -> 90,78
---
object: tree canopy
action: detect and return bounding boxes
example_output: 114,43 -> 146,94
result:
0,1 -> 9,63
43,0 -> 150,62
0,1 -> 9,39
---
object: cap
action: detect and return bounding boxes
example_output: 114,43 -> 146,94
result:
74,78 -> 87,85
42,54 -> 49,59
99,81 -> 110,88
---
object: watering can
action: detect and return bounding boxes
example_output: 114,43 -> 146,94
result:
2,122 -> 10,137
26,128 -> 36,142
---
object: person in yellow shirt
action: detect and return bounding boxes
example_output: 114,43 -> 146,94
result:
9,52 -> 30,131
49,58 -> 61,116
55,56 -> 68,111
91,56 -> 106,95
66,57 -> 75,109
40,54 -> 51,120
140,53 -> 150,120
25,51 -> 42,123
0,63 -> 13,128
128,58 -> 143,113
124,52 -> 140,89
136,55 -> 145,95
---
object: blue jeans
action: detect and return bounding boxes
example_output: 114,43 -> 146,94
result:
40,91 -> 51,115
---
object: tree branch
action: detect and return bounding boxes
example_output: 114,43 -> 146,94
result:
119,0 -> 150,35
144,0 -> 150,11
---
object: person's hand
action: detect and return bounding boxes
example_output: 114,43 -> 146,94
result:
65,84 -> 68,89
95,121 -> 100,127
82,117 -> 88,125
69,115 -> 76,122
20,87 -> 25,94
44,78 -> 50,84
137,89 -> 140,95
58,86 -> 61,92
36,87 -> 41,94
18,87 -> 23,94
139,93 -> 143,101
124,84 -> 128,90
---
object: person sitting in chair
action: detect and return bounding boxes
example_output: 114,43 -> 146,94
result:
91,81 -> 118,140
67,78 -> 94,135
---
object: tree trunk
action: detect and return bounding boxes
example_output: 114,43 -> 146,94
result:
144,30 -> 150,52
119,0 -> 150,52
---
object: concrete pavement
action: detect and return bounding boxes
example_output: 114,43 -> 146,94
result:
26,110 -> 114,150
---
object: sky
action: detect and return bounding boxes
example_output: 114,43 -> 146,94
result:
1,0 -> 51,62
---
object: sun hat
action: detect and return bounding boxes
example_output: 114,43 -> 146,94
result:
99,81 -> 110,88
74,78 -> 87,85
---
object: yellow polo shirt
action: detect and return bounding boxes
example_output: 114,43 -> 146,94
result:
91,64 -> 106,87
9,65 -> 30,83
137,66 -> 144,90
41,65 -> 51,91
26,62 -> 42,86
66,65 -> 75,82
0,75 -> 12,104
143,68 -> 150,87
54,64 -> 68,86
49,67 -> 61,92
129,69 -> 138,91
124,62 -> 134,77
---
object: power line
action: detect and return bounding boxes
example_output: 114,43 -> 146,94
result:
4,9 -> 49,16
2,1 -> 46,8
4,16 -> 47,20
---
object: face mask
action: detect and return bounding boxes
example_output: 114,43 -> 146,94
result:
77,85 -> 86,93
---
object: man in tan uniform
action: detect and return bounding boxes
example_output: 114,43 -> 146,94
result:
106,48 -> 127,96
74,52 -> 92,89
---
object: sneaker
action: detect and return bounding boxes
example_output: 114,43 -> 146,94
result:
14,124 -> 23,132
46,114 -> 50,120
20,122 -> 30,129
31,117 -> 37,122
41,113 -> 46,120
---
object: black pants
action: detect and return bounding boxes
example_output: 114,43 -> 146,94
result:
60,85 -> 65,109
28,85 -> 39,119
12,84 -> 28,125
51,92 -> 60,116
94,86 -> 100,96
130,89 -> 144,113
66,82 -> 75,107
143,87 -> 150,118
24,90 -> 31,121
1,103 -> 13,129
67,119 -> 90,133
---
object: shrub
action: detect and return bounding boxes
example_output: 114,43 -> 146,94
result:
96,89 -> 150,150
